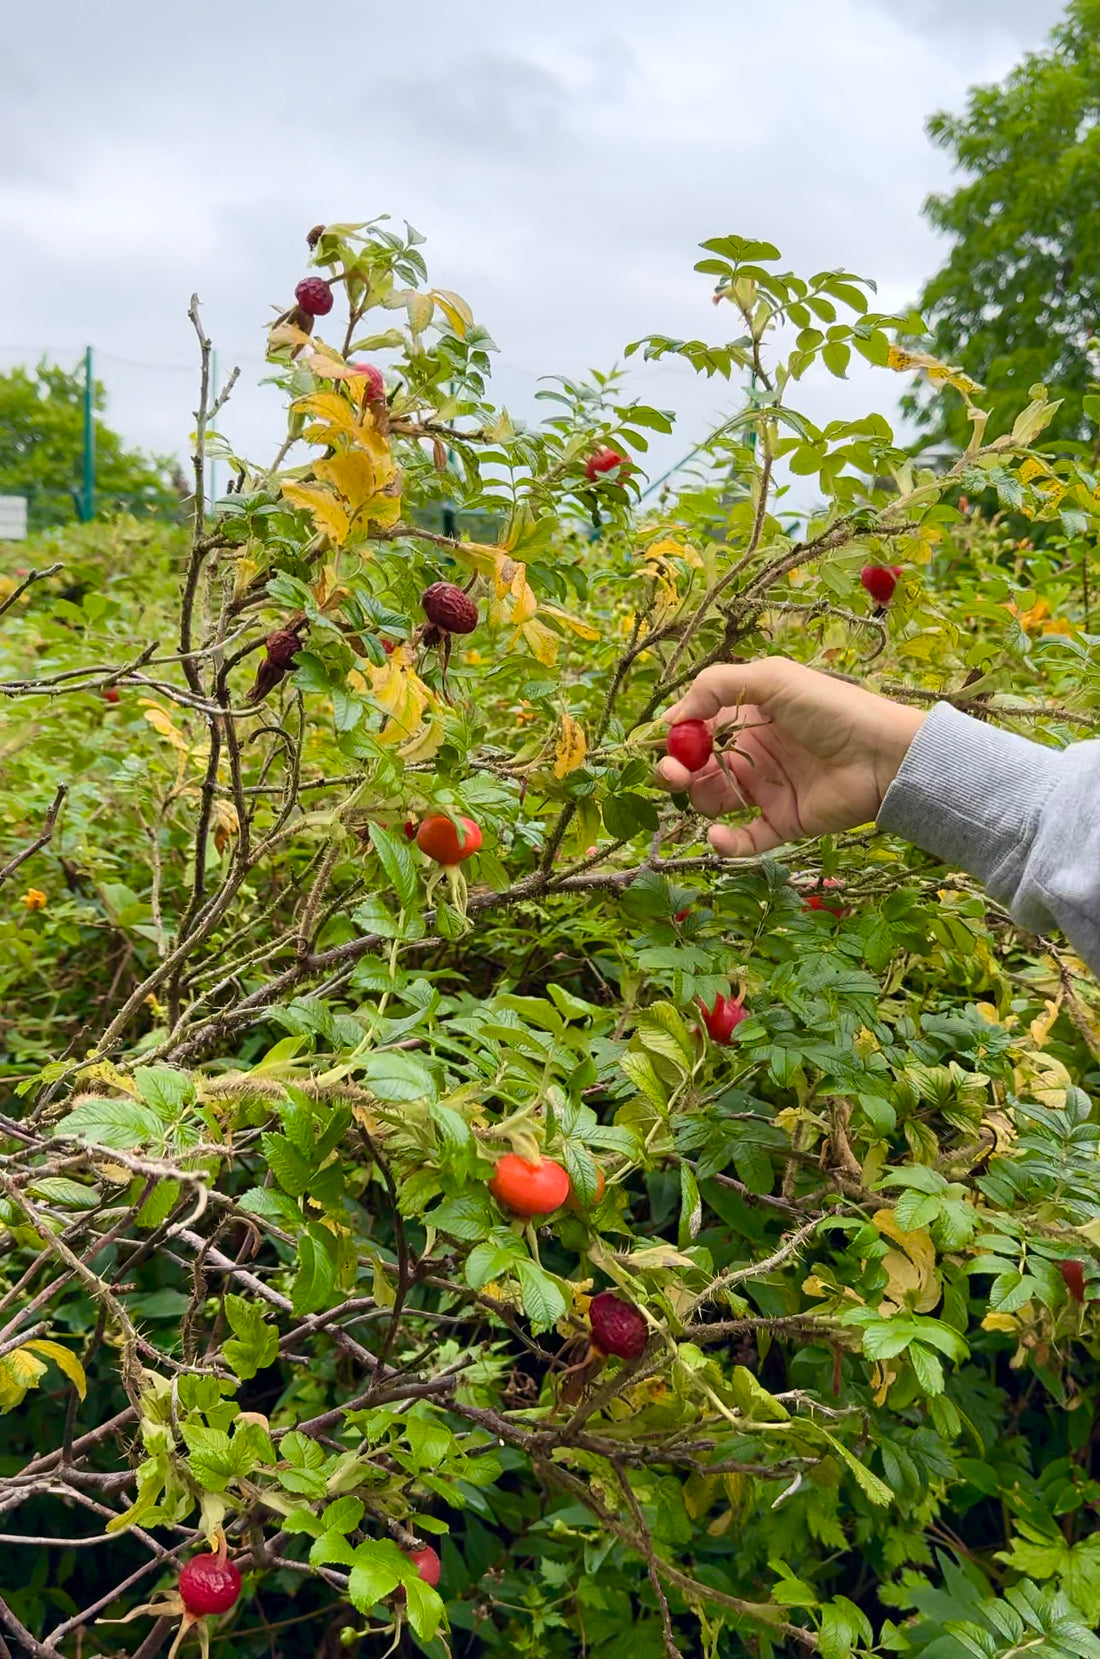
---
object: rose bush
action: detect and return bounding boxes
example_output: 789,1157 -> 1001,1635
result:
2,219 -> 1100,1658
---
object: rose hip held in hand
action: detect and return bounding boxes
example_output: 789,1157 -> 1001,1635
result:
666,720 -> 713,773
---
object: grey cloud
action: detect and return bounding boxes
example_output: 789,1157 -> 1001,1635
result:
0,0 -> 1069,489
867,0 -> 1068,41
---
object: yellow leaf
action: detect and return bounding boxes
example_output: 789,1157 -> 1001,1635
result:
518,616 -> 562,666
292,391 -> 360,440
0,1347 -> 48,1412
872,1210 -> 940,1314
25,1339 -> 87,1399
541,604 -> 600,642
232,556 -> 260,600
210,800 -> 240,857
368,647 -> 439,749
886,344 -> 982,398
316,451 -> 383,513
268,320 -> 314,353
432,288 -> 474,337
302,343 -> 359,380
644,535 -> 703,569
396,712 -> 447,763
553,713 -> 587,779
141,701 -> 191,754
1029,995 -> 1063,1050
280,481 -> 350,546
981,1310 -> 1022,1333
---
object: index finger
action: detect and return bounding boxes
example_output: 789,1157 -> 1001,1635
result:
664,657 -> 796,725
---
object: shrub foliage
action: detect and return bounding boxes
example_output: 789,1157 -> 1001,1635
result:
2,219 -> 1100,1659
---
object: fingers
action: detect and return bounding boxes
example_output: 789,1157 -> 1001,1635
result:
664,657 -> 799,725
655,754 -> 749,817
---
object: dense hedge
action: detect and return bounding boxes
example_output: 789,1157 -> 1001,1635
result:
2,222 -> 1100,1659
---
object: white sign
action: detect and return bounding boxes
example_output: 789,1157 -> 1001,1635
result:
0,497 -> 27,541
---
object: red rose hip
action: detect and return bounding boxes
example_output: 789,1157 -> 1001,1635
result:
697,993 -> 747,1044
860,565 -> 900,606
585,447 -> 627,482
489,1153 -> 570,1217
295,276 -> 334,317
422,582 -> 479,635
589,1292 -> 648,1359
667,720 -> 713,773
351,362 -> 386,400
179,1553 -> 242,1617
406,1545 -> 441,1588
415,814 -> 482,865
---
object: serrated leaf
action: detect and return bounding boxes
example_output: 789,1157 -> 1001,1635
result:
515,1260 -> 567,1332
291,1228 -> 338,1316
53,1097 -> 165,1151
363,1052 -> 437,1104
261,1132 -> 313,1198
370,823 -> 418,910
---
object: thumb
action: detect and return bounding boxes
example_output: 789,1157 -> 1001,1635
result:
664,657 -> 798,725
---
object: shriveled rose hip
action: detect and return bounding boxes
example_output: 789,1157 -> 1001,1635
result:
422,582 -> 479,635
295,276 -> 333,317
589,1292 -> 648,1359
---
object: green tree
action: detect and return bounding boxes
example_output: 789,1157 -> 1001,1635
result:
907,0 -> 1100,451
0,360 -> 179,530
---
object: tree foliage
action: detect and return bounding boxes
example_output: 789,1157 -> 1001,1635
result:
0,360 -> 178,529
2,218 -> 1100,1659
907,0 -> 1100,452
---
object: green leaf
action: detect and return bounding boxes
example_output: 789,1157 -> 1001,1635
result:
602,791 -> 658,839
291,1228 -> 338,1316
820,1431 -> 892,1507
363,1052 -> 437,1104
53,1097 -> 165,1151
404,1574 -> 446,1641
223,1295 -> 280,1381
261,1131 -> 313,1198
134,1065 -> 194,1115
26,1177 -> 100,1210
238,1187 -> 302,1229
347,1539 -> 405,1611
370,822 -> 419,910
515,1260 -> 567,1332
822,342 -> 851,378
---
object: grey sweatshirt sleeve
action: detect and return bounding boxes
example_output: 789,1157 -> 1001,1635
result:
876,702 -> 1100,974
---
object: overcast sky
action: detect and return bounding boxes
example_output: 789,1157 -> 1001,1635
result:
0,0 -> 1071,501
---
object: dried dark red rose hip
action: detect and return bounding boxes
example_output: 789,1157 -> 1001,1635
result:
421,582 -> 479,635
589,1292 -> 648,1359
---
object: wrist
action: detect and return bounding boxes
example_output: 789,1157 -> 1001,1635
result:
875,700 -> 927,794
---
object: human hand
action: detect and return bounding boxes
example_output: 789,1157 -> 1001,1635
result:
656,656 -> 926,857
